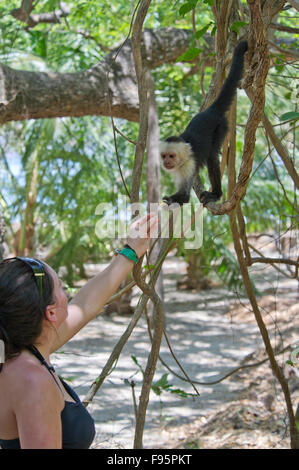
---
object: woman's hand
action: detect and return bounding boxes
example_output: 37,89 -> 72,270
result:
126,212 -> 159,258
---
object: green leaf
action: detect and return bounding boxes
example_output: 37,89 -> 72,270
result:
274,58 -> 284,73
151,385 -> 162,396
279,111 -> 299,122
151,374 -> 172,395
211,25 -> 217,36
179,1 -> 198,16
144,263 -> 155,271
60,375 -> 76,382
154,373 -> 170,388
286,360 -> 294,367
177,47 -> 202,62
131,355 -> 144,376
195,22 -> 213,39
231,21 -> 248,34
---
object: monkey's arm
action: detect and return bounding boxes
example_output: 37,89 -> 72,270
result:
163,174 -> 194,205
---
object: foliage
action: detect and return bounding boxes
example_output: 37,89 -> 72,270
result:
0,0 -> 297,288
1,0 -> 297,450
0,114 -> 140,280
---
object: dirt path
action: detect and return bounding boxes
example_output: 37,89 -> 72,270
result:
52,257 -> 298,449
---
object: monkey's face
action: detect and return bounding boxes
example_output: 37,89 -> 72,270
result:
161,152 -> 177,171
160,140 -> 191,173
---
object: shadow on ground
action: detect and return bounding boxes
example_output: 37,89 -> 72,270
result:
52,257 -> 298,449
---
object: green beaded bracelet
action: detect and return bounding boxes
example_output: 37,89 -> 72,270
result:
115,245 -> 139,265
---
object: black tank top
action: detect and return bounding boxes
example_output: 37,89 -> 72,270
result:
0,346 -> 95,449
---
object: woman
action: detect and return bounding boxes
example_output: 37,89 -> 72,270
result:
0,213 -> 158,449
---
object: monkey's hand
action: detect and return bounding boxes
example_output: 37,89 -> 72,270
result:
162,193 -> 190,206
162,195 -> 175,205
199,191 -> 222,205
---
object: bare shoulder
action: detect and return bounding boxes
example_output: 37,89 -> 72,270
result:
3,352 -> 64,412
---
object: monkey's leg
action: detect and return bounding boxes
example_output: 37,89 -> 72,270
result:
200,122 -> 226,204
199,156 -> 222,204
193,174 -> 204,195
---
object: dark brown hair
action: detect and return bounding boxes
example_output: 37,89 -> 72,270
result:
0,258 -> 55,367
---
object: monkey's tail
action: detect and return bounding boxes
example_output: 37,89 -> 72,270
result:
211,40 -> 248,114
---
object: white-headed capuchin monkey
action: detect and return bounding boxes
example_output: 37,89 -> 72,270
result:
160,40 -> 248,205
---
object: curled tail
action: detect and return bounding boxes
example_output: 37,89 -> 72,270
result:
212,40 -> 248,114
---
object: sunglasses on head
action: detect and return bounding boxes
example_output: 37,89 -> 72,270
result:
1,257 -> 45,299
18,257 -> 45,298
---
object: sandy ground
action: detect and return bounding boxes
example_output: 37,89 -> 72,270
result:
51,256 -> 298,449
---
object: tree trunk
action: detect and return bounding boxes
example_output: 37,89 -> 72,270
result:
18,152 -> 39,256
177,252 -> 213,291
146,75 -> 164,325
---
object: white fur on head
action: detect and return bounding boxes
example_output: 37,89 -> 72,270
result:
160,140 -> 195,185
160,141 -> 193,167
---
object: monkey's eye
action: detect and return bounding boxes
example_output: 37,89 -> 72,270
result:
161,154 -> 166,159
169,154 -> 175,158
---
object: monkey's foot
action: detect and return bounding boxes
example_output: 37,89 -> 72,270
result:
163,194 -> 189,206
199,191 -> 221,205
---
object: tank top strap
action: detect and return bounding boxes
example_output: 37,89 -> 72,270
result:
27,344 -> 55,373
27,344 -> 63,393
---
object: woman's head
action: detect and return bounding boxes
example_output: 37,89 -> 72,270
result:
0,257 -> 56,361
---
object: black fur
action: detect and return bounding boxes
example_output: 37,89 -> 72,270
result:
162,40 -> 248,205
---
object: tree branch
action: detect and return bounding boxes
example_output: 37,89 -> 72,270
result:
268,39 -> 299,61
1,16 -> 297,127
269,22 -> 299,34
130,0 -> 150,205
82,295 -> 149,407
249,256 -> 298,267
0,28 -> 191,124
131,1 -> 166,450
11,1 -> 70,29
248,242 -> 297,279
